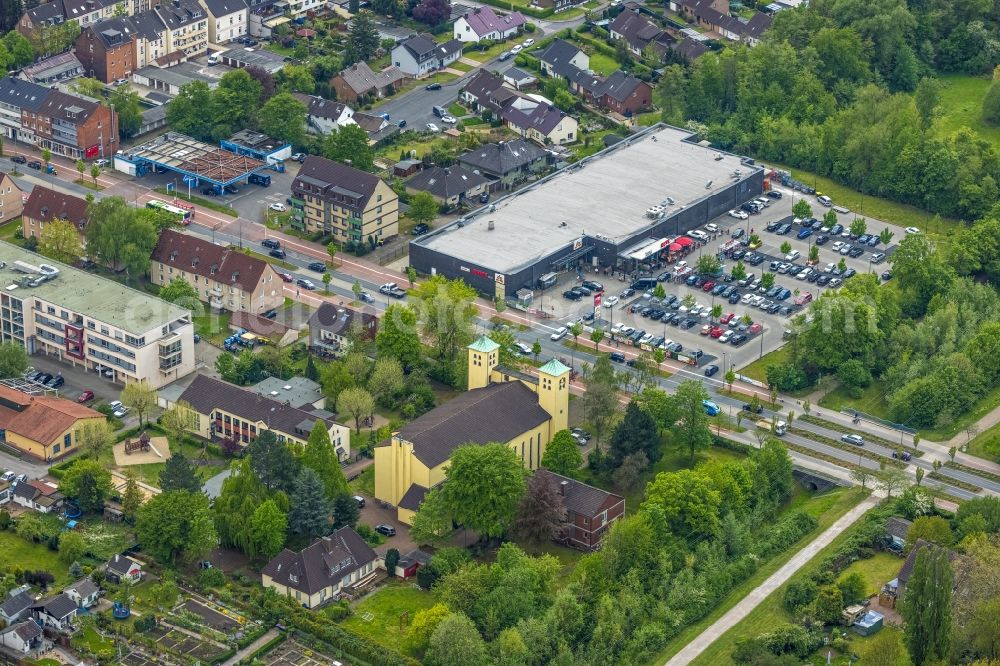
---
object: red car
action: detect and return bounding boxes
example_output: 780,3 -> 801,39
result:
77,390 -> 94,403
278,272 -> 293,283
749,323 -> 763,335
702,281 -> 715,292
710,326 -> 724,338
720,312 -> 735,324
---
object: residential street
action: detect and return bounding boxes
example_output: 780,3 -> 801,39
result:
664,493 -> 881,666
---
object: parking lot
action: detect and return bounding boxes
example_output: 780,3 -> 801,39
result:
543,186 -> 906,370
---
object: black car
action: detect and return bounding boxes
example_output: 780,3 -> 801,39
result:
360,292 -> 376,303
731,249 -> 745,260
830,224 -> 844,235
843,268 -> 857,278
640,307 -> 652,317
815,234 -> 829,245
730,333 -> 748,346
201,187 -> 218,196
308,261 -> 327,272
262,238 -> 281,250
375,524 -> 396,537
742,403 -> 764,414
728,291 -> 741,304
704,364 -> 719,377
681,319 -> 697,329
10,155 -> 26,164
27,160 -> 42,170
269,248 -> 286,259
657,271 -> 671,282
766,190 -> 783,199
609,351 -> 626,363
47,375 -> 65,389
882,271 -> 893,281
411,223 -> 430,236
766,221 -> 781,232
848,247 -> 865,258
582,280 -> 604,292
816,275 -> 831,286
721,286 -> 735,297
806,272 -> 820,283
425,83 -> 442,91
563,290 -> 582,300
776,224 -> 791,235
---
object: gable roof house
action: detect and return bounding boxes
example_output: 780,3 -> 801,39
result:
21,185 -> 89,244
404,165 -> 490,208
609,8 -> 672,57
457,139 -> 548,190
105,554 -> 143,584
178,374 -> 351,458
0,385 -> 105,462
670,0 -> 772,45
535,469 -> 624,550
18,0 -> 126,39
63,578 -> 100,609
331,61 -> 410,104
12,480 -> 65,513
308,302 -> 378,355
0,620 -> 46,656
0,591 -> 35,625
198,0 -> 249,44
293,93 -> 355,134
32,593 -> 78,632
453,6 -> 526,43
569,68 -> 653,115
504,67 -> 537,90
460,69 -> 509,113
0,173 -> 24,225
150,228 -> 283,315
19,52 -> 85,85
261,527 -> 379,608
536,39 -> 590,78
391,34 -> 464,78
75,18 -> 141,84
500,96 -> 578,146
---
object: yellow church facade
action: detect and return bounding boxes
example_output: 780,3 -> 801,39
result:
374,336 -> 570,524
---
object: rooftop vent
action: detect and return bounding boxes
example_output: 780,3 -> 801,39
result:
705,180 -> 713,189
488,220 -> 495,230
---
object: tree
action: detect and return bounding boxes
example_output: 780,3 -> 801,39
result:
672,380 -> 712,462
850,466 -> 875,490
696,254 -> 721,276
642,469 -> 721,540
590,328 -> 604,351
608,400 -> 660,467
792,200 -> 812,219
425,613 -> 488,666
136,490 -> 218,565
752,440 -> 794,505
109,83 -> 142,139
246,430 -> 299,493
58,530 -> 86,564
412,0 -> 451,25
876,466 -> 908,499
76,159 -> 85,180
160,400 -> 198,445
324,123 -> 374,171
412,275 -> 478,364
337,386 -> 375,433
984,66 -> 1000,125
409,604 -> 451,654
880,227 -> 895,245
384,548 -> 400,577
540,429 -> 582,476
249,499 -> 287,560
41,148 -> 51,172
61,459 -> 112,513
731,260 -> 746,281
838,571 -> 867,604
858,627 -> 907,666
159,453 -> 202,493
441,443 -> 526,539
409,488 -> 454,547
850,217 -> 867,237
901,547 -> 953,665
121,470 -> 144,523
761,272 -> 776,290
0,342 -> 28,378
581,355 -> 622,449
158,277 -> 200,310
38,219 -> 83,265
258,92 -> 307,146
724,367 -> 736,392
367,357 -> 406,407
344,10 -> 379,62
779,241 -> 792,256
409,191 -> 438,227
513,471 -> 566,545
813,584 -> 844,625
376,304 -> 422,370
532,340 -> 542,362
907,516 -> 953,548
612,451 -> 649,491
85,196 -> 158,275
808,244 -> 819,263
76,419 -> 113,459
302,421 -> 348,499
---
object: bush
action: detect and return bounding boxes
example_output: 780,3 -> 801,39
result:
766,363 -> 811,391
197,567 -> 226,589
524,22 -> 536,32
760,624 -> 824,658
783,579 -> 818,614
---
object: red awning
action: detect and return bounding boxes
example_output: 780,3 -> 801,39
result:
668,243 -> 682,251
674,236 -> 693,247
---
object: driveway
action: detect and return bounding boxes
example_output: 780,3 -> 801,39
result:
358,499 -> 417,556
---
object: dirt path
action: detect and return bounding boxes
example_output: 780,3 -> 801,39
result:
664,494 -> 880,666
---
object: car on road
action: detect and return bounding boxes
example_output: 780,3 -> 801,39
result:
77,390 -> 94,403
742,402 -> 763,414
278,272 -> 292,282
296,278 -> 316,290
609,351 -> 626,363
358,291 -> 375,303
27,160 -> 42,170
704,364 -> 719,377
514,342 -> 532,355
375,524 -> 396,537
308,261 -> 327,272
522,38 -> 534,47
94,158 -> 110,167
10,155 -> 26,164
425,83 -> 442,91
426,123 -> 440,132
498,50 -> 513,61
109,400 -> 129,418
841,434 -> 864,446
0,471 -> 13,482
702,400 -> 720,416
269,248 -> 286,259
269,203 -> 286,212
511,44 -> 523,54
262,238 -> 281,250
550,327 -> 567,341
411,223 -> 430,236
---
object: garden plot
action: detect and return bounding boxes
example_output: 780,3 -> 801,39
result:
147,624 -> 229,662
181,598 -> 243,632
259,638 -> 344,666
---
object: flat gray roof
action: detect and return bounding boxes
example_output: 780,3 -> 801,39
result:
0,241 -> 189,336
415,124 -> 761,274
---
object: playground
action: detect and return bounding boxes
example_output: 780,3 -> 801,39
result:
112,431 -> 171,467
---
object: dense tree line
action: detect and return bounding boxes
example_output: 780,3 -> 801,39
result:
658,0 -> 1000,220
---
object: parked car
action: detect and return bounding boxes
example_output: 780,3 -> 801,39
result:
268,202 -> 286,212
0,471 -> 13,482
729,209 -> 749,220
10,155 -> 26,164
296,278 -> 316,290
411,223 -> 430,236
426,123 -> 440,132
841,434 -> 864,446
109,400 -> 128,418
77,390 -> 94,403
375,524 -> 396,537
424,83 -> 442,91
308,261 -> 327,272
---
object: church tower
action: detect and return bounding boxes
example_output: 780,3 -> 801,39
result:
536,358 -> 570,436
467,336 -> 500,390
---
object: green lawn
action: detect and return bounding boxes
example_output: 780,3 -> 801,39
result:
349,466 -> 375,497
448,103 -> 468,117
71,624 -> 115,656
450,61 -> 474,73
934,74 -> 1000,151
966,419 -> 1000,462
339,580 -> 441,658
637,111 -> 661,127
655,486 -> 869,665
768,162 -> 950,233
241,248 -> 297,272
193,311 -> 231,345
0,219 -> 23,242
817,381 -> 892,421
0,531 -> 70,586
837,551 -> 905,598
463,39 -> 520,62
588,51 -> 619,76
97,434 -> 227,487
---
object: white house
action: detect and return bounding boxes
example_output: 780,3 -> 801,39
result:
200,0 -> 248,44
0,621 -> 46,655
536,38 -> 590,78
453,6 -> 525,43
500,96 -> 578,146
391,34 -> 464,78
64,578 -> 100,610
33,594 -> 78,632
293,93 -> 356,134
105,554 -> 143,584
12,480 -> 64,514
0,590 -> 34,626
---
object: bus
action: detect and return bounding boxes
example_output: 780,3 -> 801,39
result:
146,199 -> 193,225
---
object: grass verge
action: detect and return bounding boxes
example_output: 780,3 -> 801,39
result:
788,427 -> 904,468
154,188 -> 238,217
349,466 -> 375,496
817,382 -> 891,421
798,414 -> 922,456
927,471 -> 982,493
653,486 -> 869,664
74,178 -> 103,191
964,420 -> 1000,463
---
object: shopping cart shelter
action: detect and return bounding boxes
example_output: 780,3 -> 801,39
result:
113,132 -> 278,193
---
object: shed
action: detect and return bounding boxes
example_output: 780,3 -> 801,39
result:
853,610 -> 884,636
394,549 -> 433,579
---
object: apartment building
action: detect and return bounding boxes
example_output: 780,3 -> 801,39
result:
18,0 -> 128,37
291,155 -> 398,244
21,186 -> 88,244
0,174 -> 24,226
76,18 -> 139,83
155,0 -> 209,57
149,229 -> 283,315
199,0 -> 248,44
0,241 -> 195,388
0,77 -> 118,160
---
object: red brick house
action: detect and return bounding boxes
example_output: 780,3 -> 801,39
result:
75,19 -> 138,83
536,469 -> 624,550
570,69 -> 653,116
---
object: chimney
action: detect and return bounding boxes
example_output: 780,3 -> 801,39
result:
559,480 -> 568,496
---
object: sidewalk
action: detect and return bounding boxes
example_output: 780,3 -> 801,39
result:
664,494 -> 880,666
